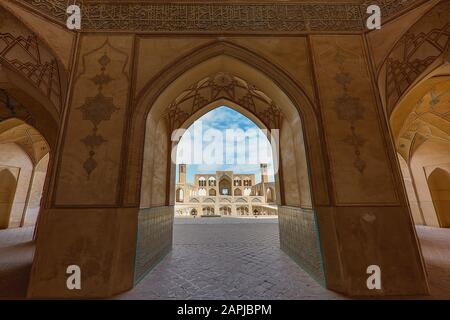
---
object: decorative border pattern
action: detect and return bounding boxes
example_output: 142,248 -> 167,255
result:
16,0 -> 425,33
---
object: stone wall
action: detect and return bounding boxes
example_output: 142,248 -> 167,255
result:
278,206 -> 325,284
134,206 -> 174,283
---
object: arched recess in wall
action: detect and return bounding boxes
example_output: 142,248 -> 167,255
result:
176,188 -> 184,202
266,187 -> 275,203
219,176 -> 232,196
427,168 -> 450,227
0,168 -> 17,229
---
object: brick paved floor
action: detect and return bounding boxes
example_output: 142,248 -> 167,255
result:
118,218 -> 343,300
1,221 -> 450,299
416,225 -> 450,300
0,227 -> 34,299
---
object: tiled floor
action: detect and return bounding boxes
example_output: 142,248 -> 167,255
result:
0,220 -> 449,299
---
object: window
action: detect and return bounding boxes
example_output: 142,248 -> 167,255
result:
208,177 -> 216,186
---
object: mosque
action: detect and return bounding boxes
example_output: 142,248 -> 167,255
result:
175,164 -> 278,217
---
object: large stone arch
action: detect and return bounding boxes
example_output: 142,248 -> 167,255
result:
126,41 -> 329,208
128,41 -> 328,287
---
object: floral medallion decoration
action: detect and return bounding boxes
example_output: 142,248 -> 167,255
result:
77,53 -> 118,178
332,48 -> 366,174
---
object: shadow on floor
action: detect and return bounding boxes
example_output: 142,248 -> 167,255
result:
0,241 -> 34,299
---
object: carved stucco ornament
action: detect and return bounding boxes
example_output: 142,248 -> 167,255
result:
165,72 -> 283,131
18,0 -> 420,33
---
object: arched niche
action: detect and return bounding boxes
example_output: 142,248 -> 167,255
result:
427,168 -> 450,227
0,168 -> 17,229
219,176 -> 232,196
176,188 -> 184,202
266,187 -> 275,203
0,142 -> 32,228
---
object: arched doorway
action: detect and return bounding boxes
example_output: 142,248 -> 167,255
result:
135,53 -> 322,284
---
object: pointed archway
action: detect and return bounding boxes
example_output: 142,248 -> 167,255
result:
126,41 -> 427,296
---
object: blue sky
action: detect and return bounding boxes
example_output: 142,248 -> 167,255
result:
175,106 -> 275,184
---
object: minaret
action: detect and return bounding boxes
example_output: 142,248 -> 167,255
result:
260,163 -> 268,197
179,164 -> 186,184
